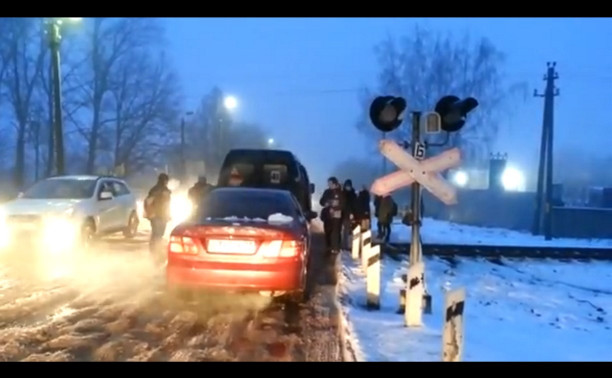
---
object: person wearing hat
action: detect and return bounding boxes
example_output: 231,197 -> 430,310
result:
319,176 -> 345,255
144,173 -> 172,258
341,179 -> 357,250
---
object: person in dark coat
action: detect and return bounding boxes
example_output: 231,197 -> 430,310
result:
377,195 -> 398,243
144,173 -> 172,258
373,194 -> 382,239
341,179 -> 357,250
319,176 -> 345,255
188,175 -> 214,213
356,185 -> 371,231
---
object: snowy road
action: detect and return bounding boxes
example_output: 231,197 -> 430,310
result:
0,230 -> 342,361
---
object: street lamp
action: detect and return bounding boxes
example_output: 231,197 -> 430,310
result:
45,17 -> 81,175
223,95 -> 238,111
180,111 -> 195,180
452,170 -> 469,187
267,138 -> 275,146
501,167 -> 526,192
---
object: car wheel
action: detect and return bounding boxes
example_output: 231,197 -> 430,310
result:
286,265 -> 311,304
123,211 -> 139,239
81,220 -> 95,250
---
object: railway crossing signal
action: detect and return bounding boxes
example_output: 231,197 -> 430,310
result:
434,95 -> 479,133
371,142 -> 461,202
368,93 -> 478,328
369,96 -> 408,132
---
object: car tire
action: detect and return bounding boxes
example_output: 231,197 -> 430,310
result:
286,261 -> 311,305
81,220 -> 95,250
123,211 -> 139,239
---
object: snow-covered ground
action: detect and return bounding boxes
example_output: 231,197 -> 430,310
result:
340,253 -> 612,361
389,218 -> 612,248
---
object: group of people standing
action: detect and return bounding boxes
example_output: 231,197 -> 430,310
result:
143,174 -> 214,259
319,177 -> 398,255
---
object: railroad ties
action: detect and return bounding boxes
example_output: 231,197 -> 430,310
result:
380,243 -> 612,261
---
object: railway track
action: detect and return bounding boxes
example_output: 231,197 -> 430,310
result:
381,243 -> 612,261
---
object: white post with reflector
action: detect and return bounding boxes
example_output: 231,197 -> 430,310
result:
365,244 -> 381,310
351,224 -> 361,260
442,288 -> 466,362
360,229 -> 372,272
404,262 -> 425,327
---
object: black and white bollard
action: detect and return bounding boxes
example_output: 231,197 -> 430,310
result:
351,224 -> 362,261
442,288 -> 465,362
404,262 -> 424,327
360,229 -> 372,272
365,244 -> 381,310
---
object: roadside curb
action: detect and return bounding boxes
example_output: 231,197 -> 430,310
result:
336,254 -> 363,362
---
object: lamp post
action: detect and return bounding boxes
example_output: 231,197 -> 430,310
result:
45,18 -> 81,175
180,111 -> 194,181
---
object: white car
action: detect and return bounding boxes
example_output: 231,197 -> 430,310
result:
0,175 -> 140,251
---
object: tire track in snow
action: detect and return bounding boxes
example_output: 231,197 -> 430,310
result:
0,231 -> 342,361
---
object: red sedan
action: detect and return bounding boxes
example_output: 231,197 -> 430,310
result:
166,187 -> 316,303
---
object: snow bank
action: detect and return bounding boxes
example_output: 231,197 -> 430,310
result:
340,252 -> 612,361
221,216 -> 266,222
390,218 -> 612,248
267,213 -> 293,224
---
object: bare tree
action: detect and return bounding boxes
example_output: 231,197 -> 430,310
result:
2,18 -> 46,188
0,19 -> 15,168
107,51 -> 181,174
357,25 -> 527,163
73,18 -> 163,173
190,87 -> 234,172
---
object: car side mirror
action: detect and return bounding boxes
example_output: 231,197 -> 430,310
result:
309,183 -> 315,194
305,211 -> 317,221
99,191 -> 113,200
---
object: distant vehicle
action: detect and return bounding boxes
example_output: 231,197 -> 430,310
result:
217,149 -> 316,216
166,187 -> 315,303
0,175 -> 139,252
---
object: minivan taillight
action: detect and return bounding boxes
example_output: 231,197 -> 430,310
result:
168,236 -> 200,254
258,240 -> 302,258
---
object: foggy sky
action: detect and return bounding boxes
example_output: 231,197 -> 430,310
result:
164,17 -> 612,186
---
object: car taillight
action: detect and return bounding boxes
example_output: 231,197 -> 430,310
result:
168,236 -> 200,254
258,240 -> 302,258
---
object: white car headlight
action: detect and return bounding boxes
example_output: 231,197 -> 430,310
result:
42,216 -> 79,253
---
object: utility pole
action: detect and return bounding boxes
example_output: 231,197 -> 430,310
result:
532,62 -> 560,240
47,20 -> 65,175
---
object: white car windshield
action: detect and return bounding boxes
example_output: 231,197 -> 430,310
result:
22,179 -> 97,200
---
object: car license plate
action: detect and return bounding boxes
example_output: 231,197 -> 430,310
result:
207,239 -> 256,254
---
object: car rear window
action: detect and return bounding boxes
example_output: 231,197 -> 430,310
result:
198,190 -> 296,221
218,151 -> 299,187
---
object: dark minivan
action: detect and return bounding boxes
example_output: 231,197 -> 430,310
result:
217,149 -> 315,216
